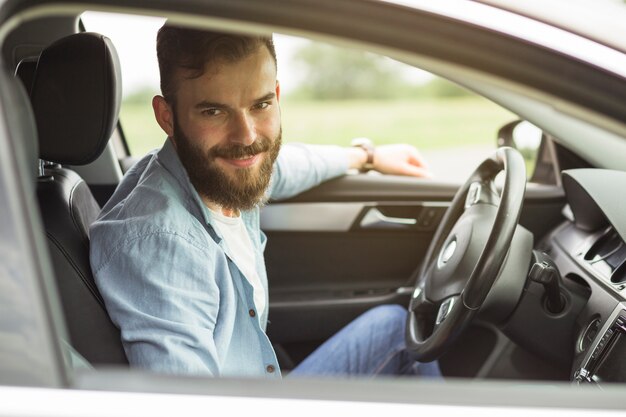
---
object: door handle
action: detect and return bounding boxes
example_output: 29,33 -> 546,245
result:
360,207 -> 417,228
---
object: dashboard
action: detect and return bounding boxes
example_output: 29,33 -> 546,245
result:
542,169 -> 626,384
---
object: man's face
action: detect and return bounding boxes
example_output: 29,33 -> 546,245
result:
160,46 -> 282,211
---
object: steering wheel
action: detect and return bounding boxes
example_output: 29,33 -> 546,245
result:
406,147 -> 527,362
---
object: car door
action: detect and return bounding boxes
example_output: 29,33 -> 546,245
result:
262,173 -> 454,363
263,165 -> 567,365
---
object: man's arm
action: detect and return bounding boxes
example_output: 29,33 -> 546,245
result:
94,231 -> 222,376
267,143 -> 350,201
268,142 -> 431,201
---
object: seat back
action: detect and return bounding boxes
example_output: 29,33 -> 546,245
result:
26,32 -> 128,365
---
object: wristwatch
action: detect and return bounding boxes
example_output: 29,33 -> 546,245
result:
351,137 -> 375,173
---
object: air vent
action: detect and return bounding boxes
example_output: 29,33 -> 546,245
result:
613,262 -> 626,285
584,228 -> 626,283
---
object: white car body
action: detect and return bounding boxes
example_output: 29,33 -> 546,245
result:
1,0 -> 626,414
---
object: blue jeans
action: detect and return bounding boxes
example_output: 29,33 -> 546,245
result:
289,304 -> 441,377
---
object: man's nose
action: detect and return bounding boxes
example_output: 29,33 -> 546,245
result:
230,112 -> 256,146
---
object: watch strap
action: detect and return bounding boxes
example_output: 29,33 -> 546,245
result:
351,138 -> 375,173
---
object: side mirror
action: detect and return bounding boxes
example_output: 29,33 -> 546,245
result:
497,120 -> 542,152
497,120 -> 545,181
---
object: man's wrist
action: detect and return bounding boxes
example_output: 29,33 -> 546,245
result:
351,137 -> 375,173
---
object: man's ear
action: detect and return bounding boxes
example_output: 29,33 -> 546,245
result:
275,80 -> 281,102
152,95 -> 174,138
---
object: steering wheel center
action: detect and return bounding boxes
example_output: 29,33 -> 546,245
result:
437,237 -> 457,269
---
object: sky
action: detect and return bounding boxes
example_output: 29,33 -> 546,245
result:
81,11 -> 431,97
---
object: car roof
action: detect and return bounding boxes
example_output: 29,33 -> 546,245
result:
475,0 -> 626,55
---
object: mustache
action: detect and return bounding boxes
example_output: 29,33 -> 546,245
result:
208,137 -> 272,160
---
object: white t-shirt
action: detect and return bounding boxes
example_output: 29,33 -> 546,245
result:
209,209 -> 266,317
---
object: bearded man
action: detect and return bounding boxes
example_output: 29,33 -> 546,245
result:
90,24 -> 439,378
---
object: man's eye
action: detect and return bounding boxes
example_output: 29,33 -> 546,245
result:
254,102 -> 270,110
202,108 -> 222,117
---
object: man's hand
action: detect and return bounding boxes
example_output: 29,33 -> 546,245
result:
373,144 -> 432,178
349,143 -> 432,178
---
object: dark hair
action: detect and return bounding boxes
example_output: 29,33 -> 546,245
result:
156,24 -> 277,103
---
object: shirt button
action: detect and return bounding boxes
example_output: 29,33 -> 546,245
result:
266,365 -> 275,373
249,309 -> 256,317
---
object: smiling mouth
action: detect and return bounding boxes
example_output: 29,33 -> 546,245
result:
219,153 -> 262,168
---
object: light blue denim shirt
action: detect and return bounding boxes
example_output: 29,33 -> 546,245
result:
90,140 -> 349,378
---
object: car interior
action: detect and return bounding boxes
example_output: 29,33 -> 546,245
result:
3,2 -> 626,389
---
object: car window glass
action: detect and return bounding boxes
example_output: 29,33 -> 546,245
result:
81,11 -> 517,183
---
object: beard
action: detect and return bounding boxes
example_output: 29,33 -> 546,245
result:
171,115 -> 282,212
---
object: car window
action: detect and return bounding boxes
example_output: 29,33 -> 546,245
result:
81,11 -> 517,182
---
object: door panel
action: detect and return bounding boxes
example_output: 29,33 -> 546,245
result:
264,175 -> 456,358
264,203 -> 448,299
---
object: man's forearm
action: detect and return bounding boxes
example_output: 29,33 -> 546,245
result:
268,143 -> 351,201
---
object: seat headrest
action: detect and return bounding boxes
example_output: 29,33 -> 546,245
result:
31,33 -> 122,165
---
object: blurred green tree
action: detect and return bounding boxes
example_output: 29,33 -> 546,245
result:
420,78 -> 472,98
288,42 -> 471,100
289,42 -> 413,100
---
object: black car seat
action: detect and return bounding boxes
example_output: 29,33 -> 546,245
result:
22,32 -> 128,365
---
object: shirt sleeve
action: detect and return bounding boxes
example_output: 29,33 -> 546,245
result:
267,143 -> 351,201
94,231 -> 222,376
